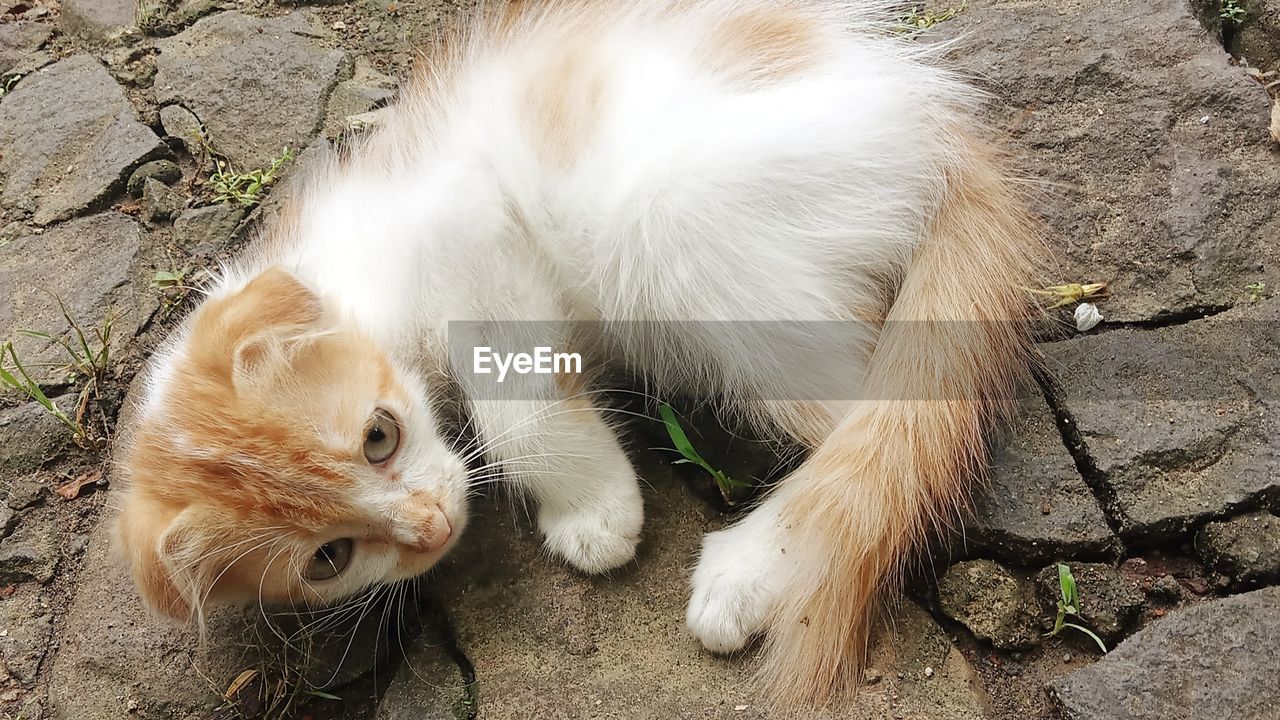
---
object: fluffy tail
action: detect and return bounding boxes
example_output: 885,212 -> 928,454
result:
761,133 -> 1045,706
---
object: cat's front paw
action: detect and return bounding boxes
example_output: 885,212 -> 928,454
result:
686,509 -> 786,653
539,480 -> 644,574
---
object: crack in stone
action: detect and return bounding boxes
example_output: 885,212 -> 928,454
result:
1033,367 -> 1129,542
414,586 -> 479,720
1092,303 -> 1233,332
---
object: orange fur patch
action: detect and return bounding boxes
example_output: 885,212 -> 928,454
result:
759,133 -> 1047,706
704,8 -> 817,86
525,41 -> 605,167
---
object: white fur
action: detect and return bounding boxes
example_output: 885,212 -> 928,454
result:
687,491 -> 794,651
170,0 -> 981,639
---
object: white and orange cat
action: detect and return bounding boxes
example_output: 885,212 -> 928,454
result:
116,0 -> 1043,707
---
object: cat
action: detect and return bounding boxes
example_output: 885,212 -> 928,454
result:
115,0 -> 1044,707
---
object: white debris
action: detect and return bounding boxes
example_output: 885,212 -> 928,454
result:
1200,114 -> 1210,124
924,666 -> 934,678
1074,302 -> 1104,332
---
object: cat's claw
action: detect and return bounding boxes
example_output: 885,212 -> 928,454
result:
540,483 -> 643,574
686,508 -> 787,653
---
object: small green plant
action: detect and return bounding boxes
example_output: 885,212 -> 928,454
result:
1246,281 -> 1266,302
897,3 -> 967,32
0,299 -> 115,448
1047,563 -> 1108,653
1220,0 -> 1247,24
0,342 -> 83,444
0,73 -> 21,98
152,266 -> 209,318
658,404 -> 749,505
136,0 -> 169,33
209,146 -> 293,207
152,267 -> 187,289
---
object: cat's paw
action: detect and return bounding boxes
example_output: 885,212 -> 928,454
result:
539,480 -> 644,574
686,509 -> 786,653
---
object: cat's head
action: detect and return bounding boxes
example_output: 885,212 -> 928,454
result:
114,266 -> 468,622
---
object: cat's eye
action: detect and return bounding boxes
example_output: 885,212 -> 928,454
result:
305,538 -> 353,581
363,408 -> 401,465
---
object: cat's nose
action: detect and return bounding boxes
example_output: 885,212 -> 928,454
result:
409,503 -> 452,553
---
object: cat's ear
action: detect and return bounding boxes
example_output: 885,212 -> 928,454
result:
192,266 -> 326,392
114,497 -> 211,621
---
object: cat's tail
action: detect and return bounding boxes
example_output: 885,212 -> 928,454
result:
760,131 -> 1045,707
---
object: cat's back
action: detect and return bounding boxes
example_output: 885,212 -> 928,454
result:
346,1 -> 981,322
430,0 -> 972,321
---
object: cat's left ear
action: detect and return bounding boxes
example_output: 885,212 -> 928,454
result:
192,266 -> 326,392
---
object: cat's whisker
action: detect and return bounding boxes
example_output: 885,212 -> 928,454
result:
317,583 -> 388,687
196,531 -> 292,612
257,542 -> 297,646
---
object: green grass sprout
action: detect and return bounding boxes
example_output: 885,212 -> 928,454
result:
658,404 -> 749,505
0,297 -> 115,448
209,146 -> 293,207
1220,0 -> 1247,24
896,3 -> 967,33
0,73 -> 22,98
0,341 -> 83,444
1047,563 -> 1108,653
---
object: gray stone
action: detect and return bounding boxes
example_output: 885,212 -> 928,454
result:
47,511 -> 389,719
141,177 -> 186,223
154,12 -> 347,168
6,478 -> 47,511
937,559 -> 1041,650
137,0 -> 220,37
970,393 -> 1116,561
0,402 -> 71,477
0,21 -> 51,74
1232,1 -> 1280,73
0,213 -> 147,385
1036,563 -> 1145,644
61,0 -> 138,43
0,509 -> 59,584
0,47 -> 53,83
158,103 -> 203,148
173,204 -> 245,256
1147,574 -> 1184,603
127,159 -> 182,196
0,55 -> 167,224
0,587 -> 53,685
380,459 -> 991,719
1195,511 -> 1280,587
1049,586 -> 1280,719
324,58 -> 397,137
937,0 -> 1280,321
1045,298 -> 1280,540
48,516 -> 258,719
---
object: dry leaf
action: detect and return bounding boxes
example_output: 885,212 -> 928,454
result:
224,668 -> 261,701
1270,98 -> 1280,144
55,469 -> 101,500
